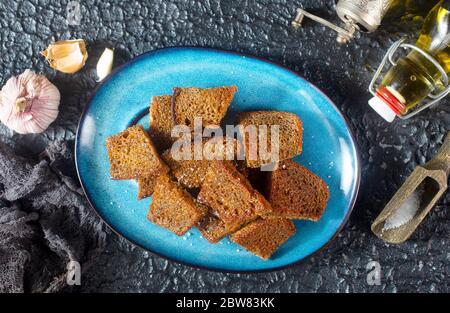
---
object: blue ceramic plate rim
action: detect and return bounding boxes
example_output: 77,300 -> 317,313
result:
75,47 -> 361,273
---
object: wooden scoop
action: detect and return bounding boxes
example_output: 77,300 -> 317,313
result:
371,132 -> 450,244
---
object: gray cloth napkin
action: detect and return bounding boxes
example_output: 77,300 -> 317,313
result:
0,140 -> 106,293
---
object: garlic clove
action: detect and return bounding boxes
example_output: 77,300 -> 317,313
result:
96,48 -> 114,81
41,39 -> 88,74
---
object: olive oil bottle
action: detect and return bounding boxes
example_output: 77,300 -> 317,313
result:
369,0 -> 450,122
388,0 -> 439,20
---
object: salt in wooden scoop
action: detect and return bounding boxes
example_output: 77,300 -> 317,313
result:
371,131 -> 450,244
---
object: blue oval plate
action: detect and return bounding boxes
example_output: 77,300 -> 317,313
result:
76,47 -> 360,272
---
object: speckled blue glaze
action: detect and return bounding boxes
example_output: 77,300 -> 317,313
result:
75,47 -> 360,272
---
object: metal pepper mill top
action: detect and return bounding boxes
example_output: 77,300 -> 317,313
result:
292,0 -> 393,44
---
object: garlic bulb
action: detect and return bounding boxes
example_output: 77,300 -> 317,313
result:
96,48 -> 114,81
0,70 -> 60,134
41,39 -> 88,74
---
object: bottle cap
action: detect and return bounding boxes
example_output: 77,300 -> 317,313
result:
368,96 -> 397,122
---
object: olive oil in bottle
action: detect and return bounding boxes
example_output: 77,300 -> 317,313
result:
369,0 -> 450,122
388,0 -> 440,20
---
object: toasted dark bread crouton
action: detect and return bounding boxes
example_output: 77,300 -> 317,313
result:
106,125 -> 168,180
172,86 -> 237,128
238,111 -> 302,168
230,217 -> 296,259
197,161 -> 272,230
162,137 -> 241,189
149,95 -> 175,152
147,174 -> 207,236
267,159 -> 329,221
137,174 -> 158,199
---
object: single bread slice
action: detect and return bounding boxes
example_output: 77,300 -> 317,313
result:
137,174 -> 158,199
147,174 -> 207,236
162,137 -> 240,189
197,212 -> 242,243
197,161 -> 272,230
172,86 -> 237,128
267,159 -> 329,221
238,111 -> 303,168
106,125 -> 168,180
230,217 -> 296,259
149,95 -> 175,151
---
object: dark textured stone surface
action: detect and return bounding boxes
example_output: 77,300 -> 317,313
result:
0,0 -> 449,292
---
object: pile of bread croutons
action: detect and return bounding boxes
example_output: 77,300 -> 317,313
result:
106,86 -> 329,259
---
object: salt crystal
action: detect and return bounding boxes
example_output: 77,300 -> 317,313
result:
418,260 -> 424,270
383,189 -> 422,230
